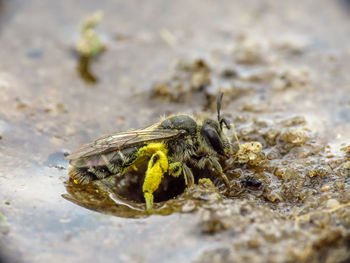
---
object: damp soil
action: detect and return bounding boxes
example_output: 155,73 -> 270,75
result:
1,1 -> 350,263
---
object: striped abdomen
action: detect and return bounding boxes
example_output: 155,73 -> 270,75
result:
69,145 -> 143,184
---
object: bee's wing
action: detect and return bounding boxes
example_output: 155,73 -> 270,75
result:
66,127 -> 186,161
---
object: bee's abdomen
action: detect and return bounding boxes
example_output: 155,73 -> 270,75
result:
68,166 -> 112,184
109,146 -> 142,168
68,166 -> 98,184
69,146 -> 142,184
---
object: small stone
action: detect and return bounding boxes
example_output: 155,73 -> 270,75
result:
266,190 -> 283,202
59,217 -> 72,223
346,145 -> 350,154
308,165 -> 328,178
236,142 -> 263,165
342,162 -> 350,177
281,128 -> 307,146
333,180 -> 345,190
248,238 -> 260,248
326,199 -> 339,209
320,185 -> 331,192
182,200 -> 196,213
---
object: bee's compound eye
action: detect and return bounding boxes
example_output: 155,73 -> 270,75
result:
201,124 -> 225,156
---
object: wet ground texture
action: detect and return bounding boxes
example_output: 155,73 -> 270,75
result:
1,0 -> 350,262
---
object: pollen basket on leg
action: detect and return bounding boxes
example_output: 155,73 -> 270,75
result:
169,162 -> 182,177
143,149 -> 169,211
151,154 -> 160,167
120,142 -> 169,210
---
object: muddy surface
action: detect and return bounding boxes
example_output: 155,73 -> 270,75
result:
1,0 -> 350,262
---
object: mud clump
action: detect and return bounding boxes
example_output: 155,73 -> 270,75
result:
193,112 -> 350,262
342,161 -> 350,177
272,67 -> 310,91
233,37 -> 268,64
150,34 -> 312,115
236,142 -> 264,166
197,199 -> 350,262
75,11 -> 105,84
75,11 -> 104,58
151,58 -> 211,102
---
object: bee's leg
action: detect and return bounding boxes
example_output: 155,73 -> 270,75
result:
224,158 -> 235,171
143,150 -> 169,211
169,162 -> 194,186
182,163 -> 194,186
230,123 -> 240,146
209,157 -> 230,188
219,172 -> 230,188
168,162 -> 182,178
196,156 -> 230,188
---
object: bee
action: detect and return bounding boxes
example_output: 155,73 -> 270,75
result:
67,92 -> 234,211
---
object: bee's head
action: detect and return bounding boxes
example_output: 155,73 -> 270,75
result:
200,92 -> 232,157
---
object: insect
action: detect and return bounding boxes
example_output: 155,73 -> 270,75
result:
67,92 -> 234,211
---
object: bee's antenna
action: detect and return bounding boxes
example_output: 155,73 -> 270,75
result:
217,91 -> 223,122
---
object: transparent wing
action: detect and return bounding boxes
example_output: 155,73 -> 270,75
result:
66,127 -> 186,161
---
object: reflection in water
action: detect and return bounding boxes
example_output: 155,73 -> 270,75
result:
62,177 -> 185,219
63,179 -> 148,219
62,175 -> 221,218
75,11 -> 105,85
77,56 -> 98,85
63,156 -> 190,218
